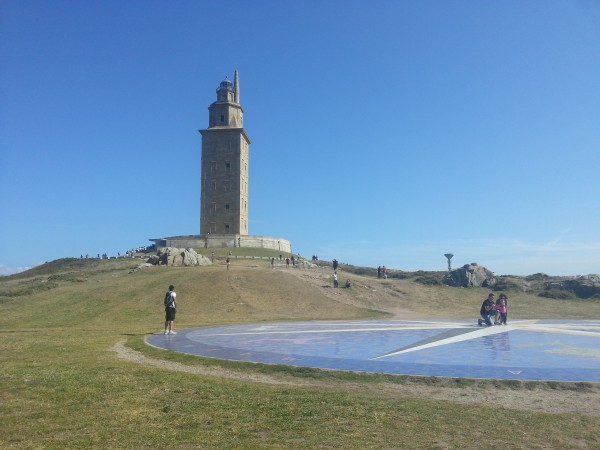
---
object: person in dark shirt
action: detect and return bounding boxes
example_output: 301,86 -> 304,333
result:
163,285 -> 177,335
478,293 -> 499,326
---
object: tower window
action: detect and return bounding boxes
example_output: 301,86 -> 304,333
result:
225,204 -> 230,211
220,114 -> 225,123
225,162 -> 231,172
225,224 -> 230,232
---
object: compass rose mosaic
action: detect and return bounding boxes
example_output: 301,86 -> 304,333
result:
147,320 -> 600,382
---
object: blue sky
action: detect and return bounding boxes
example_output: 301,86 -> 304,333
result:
1,0 -> 599,276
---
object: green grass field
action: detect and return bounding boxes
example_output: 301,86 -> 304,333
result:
1,257 -> 599,449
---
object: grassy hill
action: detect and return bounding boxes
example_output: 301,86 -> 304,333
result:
1,257 -> 599,449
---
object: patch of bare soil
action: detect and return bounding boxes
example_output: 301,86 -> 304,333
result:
112,341 -> 600,416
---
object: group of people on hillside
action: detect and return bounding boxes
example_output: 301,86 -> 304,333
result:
270,256 -> 296,268
479,293 -> 509,326
332,271 -> 351,289
79,246 -> 152,261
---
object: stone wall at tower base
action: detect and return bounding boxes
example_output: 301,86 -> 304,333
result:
150,234 -> 292,253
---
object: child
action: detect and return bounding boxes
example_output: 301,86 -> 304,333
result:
496,294 -> 508,325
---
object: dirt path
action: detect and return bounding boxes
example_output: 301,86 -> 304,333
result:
112,341 -> 600,416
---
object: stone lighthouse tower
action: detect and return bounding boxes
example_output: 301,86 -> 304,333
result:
199,70 -> 251,236
149,71 -> 291,253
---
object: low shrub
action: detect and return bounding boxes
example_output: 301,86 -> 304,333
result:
493,277 -> 522,292
413,274 -> 443,286
525,273 -> 550,282
538,290 -> 575,300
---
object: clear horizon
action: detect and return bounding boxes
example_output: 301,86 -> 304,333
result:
1,1 -> 599,277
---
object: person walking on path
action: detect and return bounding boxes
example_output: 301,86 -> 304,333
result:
333,272 -> 339,288
164,285 -> 177,335
226,257 -> 230,270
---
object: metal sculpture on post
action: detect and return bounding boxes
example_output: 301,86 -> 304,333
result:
444,253 -> 454,272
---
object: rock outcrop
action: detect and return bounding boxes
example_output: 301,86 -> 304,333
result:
147,247 -> 212,267
295,259 -> 318,269
443,263 -> 497,288
129,262 -> 153,274
545,274 -> 600,299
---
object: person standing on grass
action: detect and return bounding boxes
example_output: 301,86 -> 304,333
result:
164,285 -> 177,335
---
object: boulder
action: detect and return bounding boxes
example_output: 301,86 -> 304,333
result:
146,255 -> 160,265
161,247 -> 180,266
147,247 -> 211,267
129,262 -> 153,274
551,274 -> 600,299
181,248 -> 212,266
296,259 -> 318,269
443,263 -> 497,288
